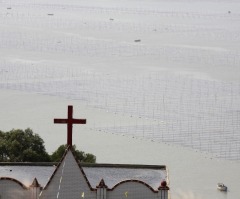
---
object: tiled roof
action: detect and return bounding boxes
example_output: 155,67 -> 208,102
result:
0,148 -> 167,191
0,164 -> 55,187
83,165 -> 167,190
0,163 -> 167,190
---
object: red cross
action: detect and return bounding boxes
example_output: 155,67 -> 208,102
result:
54,105 -> 86,147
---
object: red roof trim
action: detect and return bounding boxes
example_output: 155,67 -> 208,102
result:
108,179 -> 158,193
77,163 -> 96,191
158,186 -> 169,190
158,180 -> 170,190
0,177 -> 28,189
96,179 -> 108,189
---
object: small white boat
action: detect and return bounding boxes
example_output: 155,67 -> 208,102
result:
217,183 -> 227,191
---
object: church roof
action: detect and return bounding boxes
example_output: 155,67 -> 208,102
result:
0,106 -> 169,198
0,162 -> 167,190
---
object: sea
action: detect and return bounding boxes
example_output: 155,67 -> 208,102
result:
0,0 -> 240,198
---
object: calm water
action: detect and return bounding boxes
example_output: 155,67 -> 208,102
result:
0,0 -> 240,198
1,89 -> 240,199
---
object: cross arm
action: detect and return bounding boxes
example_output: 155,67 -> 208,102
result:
54,119 -> 68,123
72,119 -> 87,124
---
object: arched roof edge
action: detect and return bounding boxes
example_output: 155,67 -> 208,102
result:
108,179 -> 158,193
0,177 -> 28,189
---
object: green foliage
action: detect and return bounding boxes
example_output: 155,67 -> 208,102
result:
0,128 -> 50,162
51,144 -> 96,163
0,129 -> 96,163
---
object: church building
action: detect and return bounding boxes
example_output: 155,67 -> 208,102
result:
0,106 -> 170,199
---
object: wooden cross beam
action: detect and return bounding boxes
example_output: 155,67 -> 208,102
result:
54,105 -> 86,147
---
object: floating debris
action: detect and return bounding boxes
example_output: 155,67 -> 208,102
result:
48,14 -> 54,16
134,39 -> 141,42
217,183 -> 227,191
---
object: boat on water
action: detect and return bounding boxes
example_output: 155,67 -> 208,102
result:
217,183 -> 227,191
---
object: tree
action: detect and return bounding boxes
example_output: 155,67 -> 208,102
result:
0,128 -> 96,163
51,144 -> 96,163
0,128 -> 50,162
0,130 -> 8,161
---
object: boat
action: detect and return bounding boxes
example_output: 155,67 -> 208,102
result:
217,183 -> 227,191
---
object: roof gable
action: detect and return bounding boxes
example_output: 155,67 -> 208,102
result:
39,147 -> 96,199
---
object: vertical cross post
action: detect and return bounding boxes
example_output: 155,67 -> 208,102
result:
54,105 -> 86,147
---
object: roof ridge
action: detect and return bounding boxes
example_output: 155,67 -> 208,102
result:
0,162 -> 166,169
79,163 -> 166,169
